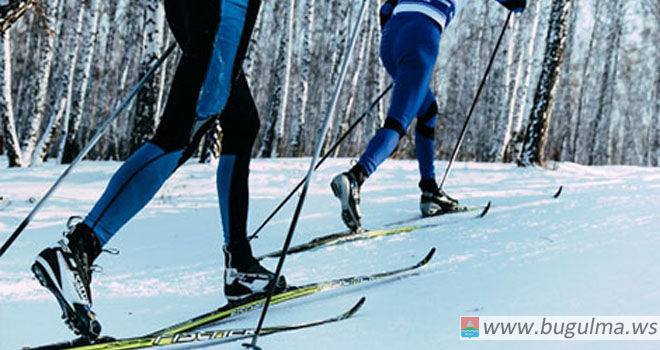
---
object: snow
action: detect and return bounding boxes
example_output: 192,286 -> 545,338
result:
1,158 -> 659,349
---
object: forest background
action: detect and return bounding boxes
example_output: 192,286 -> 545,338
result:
0,0 -> 658,168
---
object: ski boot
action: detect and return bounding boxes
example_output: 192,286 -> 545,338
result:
223,242 -> 287,303
419,179 -> 463,217
32,220 -> 102,340
330,165 -> 367,231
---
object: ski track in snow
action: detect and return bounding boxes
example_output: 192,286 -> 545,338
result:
1,158 -> 659,349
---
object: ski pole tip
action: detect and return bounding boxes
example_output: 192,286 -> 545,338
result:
242,343 -> 262,350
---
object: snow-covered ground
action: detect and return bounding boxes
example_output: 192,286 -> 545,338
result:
1,158 -> 659,349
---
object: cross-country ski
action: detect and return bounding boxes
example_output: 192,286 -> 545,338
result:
24,298 -> 366,350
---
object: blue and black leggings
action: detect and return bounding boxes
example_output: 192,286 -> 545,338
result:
83,0 -> 260,257
357,12 -> 442,181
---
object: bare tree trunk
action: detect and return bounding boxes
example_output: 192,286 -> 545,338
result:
518,0 -> 571,167
356,5 -> 385,156
570,0 -> 602,163
273,0 -> 296,156
291,0 -> 315,156
32,98 -> 65,166
509,0 -> 542,160
156,21 -> 173,118
553,0 -> 579,162
333,2 -> 370,157
320,1 -> 351,154
0,30 -> 21,167
588,4 -> 622,165
498,18 -> 520,161
56,4 -> 85,163
131,0 -> 163,153
257,0 -> 288,157
61,0 -> 100,164
20,0 -> 59,166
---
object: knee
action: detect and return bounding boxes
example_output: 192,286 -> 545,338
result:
382,118 -> 407,139
415,102 -> 438,140
151,131 -> 189,153
220,111 -> 260,155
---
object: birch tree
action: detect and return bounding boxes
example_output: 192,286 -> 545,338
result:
258,0 -> 292,157
332,2 -> 370,157
570,0 -> 602,163
588,2 -> 622,165
32,98 -> 65,165
55,4 -> 84,163
19,0 -> 58,165
29,0 -> 65,165
131,0 -> 163,152
0,30 -> 21,166
518,0 -> 571,166
290,0 -> 315,156
273,0 -> 295,156
3,0 -> 658,167
60,0 -> 100,164
320,2 -> 351,154
504,0 -> 543,162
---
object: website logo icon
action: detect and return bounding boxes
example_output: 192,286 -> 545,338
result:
461,316 -> 480,338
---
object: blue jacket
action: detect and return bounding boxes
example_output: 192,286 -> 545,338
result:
380,0 -> 525,29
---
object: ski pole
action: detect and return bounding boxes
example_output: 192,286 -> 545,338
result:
244,1 -> 370,348
0,42 -> 177,259
248,82 -> 393,240
438,12 -> 512,191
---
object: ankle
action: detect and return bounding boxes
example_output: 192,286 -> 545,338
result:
67,223 -> 102,263
348,164 -> 368,187
224,240 -> 257,270
419,179 -> 439,194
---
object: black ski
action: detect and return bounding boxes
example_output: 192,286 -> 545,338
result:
24,298 -> 366,350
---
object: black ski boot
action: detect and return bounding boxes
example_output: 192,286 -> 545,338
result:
419,179 -> 463,217
223,241 -> 287,303
32,220 -> 102,339
330,164 -> 367,231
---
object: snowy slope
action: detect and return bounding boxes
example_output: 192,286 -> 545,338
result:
1,158 -> 659,349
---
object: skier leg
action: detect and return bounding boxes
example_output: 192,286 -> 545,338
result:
332,13 -> 441,230
32,0 -> 262,337
358,15 -> 441,177
413,92 -> 461,216
217,73 -> 260,265
83,0 -> 223,246
217,72 -> 286,302
415,92 -> 438,182
83,0 -> 260,247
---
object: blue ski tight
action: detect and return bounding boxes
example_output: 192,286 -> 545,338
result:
358,12 -> 442,181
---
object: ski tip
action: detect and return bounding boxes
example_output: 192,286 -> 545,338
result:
422,248 -> 436,265
344,297 -> 367,319
477,201 -> 492,218
553,186 -> 563,198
